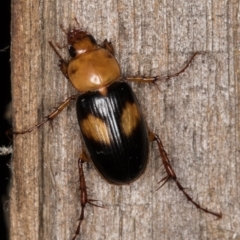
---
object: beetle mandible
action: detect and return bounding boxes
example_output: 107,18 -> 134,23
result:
10,25 -> 222,240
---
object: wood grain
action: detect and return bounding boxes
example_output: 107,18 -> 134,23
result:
10,0 -> 240,239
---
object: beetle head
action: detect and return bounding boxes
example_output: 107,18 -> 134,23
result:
67,29 -> 98,58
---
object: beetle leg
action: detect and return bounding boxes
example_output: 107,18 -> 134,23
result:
72,152 -> 102,240
7,94 -> 78,139
125,52 -> 201,84
100,39 -> 115,56
48,41 -> 69,79
149,131 -> 222,219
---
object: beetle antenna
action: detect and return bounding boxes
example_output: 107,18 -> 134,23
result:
73,17 -> 80,28
60,24 -> 68,35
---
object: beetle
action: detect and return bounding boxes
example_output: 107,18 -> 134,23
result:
10,25 -> 222,239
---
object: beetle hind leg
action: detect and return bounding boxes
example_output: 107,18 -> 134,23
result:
71,151 -> 102,240
149,131 -> 222,219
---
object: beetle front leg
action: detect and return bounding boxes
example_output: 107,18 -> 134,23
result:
48,41 -> 69,79
72,151 -> 102,240
7,94 -> 78,139
148,131 -> 222,219
126,52 -> 201,84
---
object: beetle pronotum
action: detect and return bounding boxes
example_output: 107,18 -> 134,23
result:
10,25 -> 222,240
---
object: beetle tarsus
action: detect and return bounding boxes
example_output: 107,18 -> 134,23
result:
153,133 -> 222,219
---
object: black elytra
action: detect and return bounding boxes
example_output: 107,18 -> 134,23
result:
76,81 -> 149,184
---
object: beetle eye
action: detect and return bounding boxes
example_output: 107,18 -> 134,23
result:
69,46 -> 76,58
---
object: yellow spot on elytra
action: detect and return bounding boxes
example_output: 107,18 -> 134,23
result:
80,114 -> 111,145
121,102 -> 140,136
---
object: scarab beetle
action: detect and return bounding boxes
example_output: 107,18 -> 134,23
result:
11,25 -> 222,240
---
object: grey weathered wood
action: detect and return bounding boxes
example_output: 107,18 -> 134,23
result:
10,0 -> 240,239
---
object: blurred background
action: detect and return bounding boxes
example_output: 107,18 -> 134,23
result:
0,1 -> 11,240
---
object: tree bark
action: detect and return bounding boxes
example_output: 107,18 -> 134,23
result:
10,0 -> 240,239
